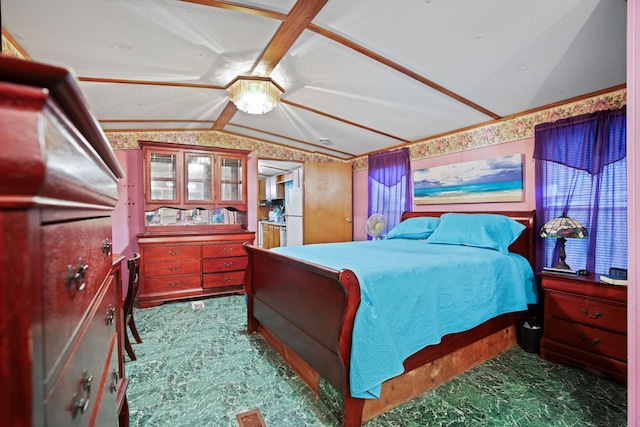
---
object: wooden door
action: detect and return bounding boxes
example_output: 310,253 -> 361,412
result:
303,162 -> 353,243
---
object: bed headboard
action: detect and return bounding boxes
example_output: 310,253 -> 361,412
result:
401,210 -> 536,267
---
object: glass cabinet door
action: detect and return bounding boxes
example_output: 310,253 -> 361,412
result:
186,153 -> 213,203
217,155 -> 244,205
149,152 -> 177,202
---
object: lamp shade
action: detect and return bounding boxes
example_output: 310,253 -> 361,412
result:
540,216 -> 588,239
540,215 -> 588,271
227,76 -> 284,115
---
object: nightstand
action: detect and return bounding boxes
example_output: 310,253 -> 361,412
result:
540,272 -> 627,384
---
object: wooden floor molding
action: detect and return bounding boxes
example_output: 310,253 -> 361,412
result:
236,408 -> 267,427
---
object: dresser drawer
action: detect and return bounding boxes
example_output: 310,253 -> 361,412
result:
547,292 -> 626,333
92,334 -> 120,427
42,216 -> 114,382
143,274 -> 202,293
203,271 -> 245,289
203,242 -> 246,258
144,259 -> 201,278
203,256 -> 247,273
44,281 -> 116,425
143,244 -> 201,261
545,318 -> 626,362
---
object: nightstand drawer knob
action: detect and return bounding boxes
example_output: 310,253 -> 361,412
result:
579,333 -> 601,345
580,308 -> 601,319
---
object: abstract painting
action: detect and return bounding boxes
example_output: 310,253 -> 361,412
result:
413,154 -> 523,205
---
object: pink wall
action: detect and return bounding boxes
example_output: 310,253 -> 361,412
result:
626,2 -> 638,424
353,138 -> 535,240
111,149 -> 145,291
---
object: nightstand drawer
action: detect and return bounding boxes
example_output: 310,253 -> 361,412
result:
546,292 -> 626,333
545,318 -> 626,362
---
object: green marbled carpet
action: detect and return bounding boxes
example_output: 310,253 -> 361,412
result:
124,295 -> 627,427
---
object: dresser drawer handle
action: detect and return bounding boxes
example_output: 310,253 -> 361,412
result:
168,250 -> 179,256
111,369 -> 119,393
106,306 -> 115,326
224,261 -> 233,268
67,258 -> 89,291
579,333 -> 601,345
72,370 -> 93,418
580,308 -> 601,319
102,239 -> 112,256
224,247 -> 233,253
168,265 -> 180,271
168,281 -> 179,287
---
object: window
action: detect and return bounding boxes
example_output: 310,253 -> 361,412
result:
533,107 -> 627,275
368,148 -> 411,238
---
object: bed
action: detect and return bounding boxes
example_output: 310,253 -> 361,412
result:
243,210 -> 536,426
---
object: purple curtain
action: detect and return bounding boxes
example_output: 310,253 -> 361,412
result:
368,148 -> 411,238
533,107 -> 627,274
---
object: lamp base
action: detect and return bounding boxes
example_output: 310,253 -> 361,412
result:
553,260 -> 572,270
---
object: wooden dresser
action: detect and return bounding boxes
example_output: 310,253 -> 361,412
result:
540,272 -> 627,384
137,231 -> 255,308
0,57 -> 127,425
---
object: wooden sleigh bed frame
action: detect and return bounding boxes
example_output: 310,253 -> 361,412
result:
244,210 -> 536,426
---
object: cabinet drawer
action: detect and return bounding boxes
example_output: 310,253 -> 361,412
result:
203,256 -> 247,273
144,259 -> 201,278
202,242 -> 246,258
547,292 -> 626,333
143,244 -> 201,261
42,217 -> 114,382
144,274 -> 201,293
545,318 -> 626,362
44,283 -> 116,424
203,271 -> 245,289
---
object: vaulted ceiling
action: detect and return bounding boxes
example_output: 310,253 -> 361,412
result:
2,0 -> 627,160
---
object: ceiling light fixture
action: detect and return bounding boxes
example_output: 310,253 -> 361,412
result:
226,76 -> 284,115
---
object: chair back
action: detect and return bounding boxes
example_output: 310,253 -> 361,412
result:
124,253 -> 141,314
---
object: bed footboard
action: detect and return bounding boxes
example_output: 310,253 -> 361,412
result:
244,244 -> 361,396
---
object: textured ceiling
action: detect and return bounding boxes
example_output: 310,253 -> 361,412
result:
2,0 -> 627,160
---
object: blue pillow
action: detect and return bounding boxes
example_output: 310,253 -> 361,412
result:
425,213 -> 525,254
385,217 -> 440,240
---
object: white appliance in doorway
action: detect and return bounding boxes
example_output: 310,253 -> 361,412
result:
285,187 -> 303,246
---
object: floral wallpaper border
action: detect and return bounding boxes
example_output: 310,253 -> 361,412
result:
2,34 -> 626,171
2,31 -> 26,59
109,131 -> 341,164
352,88 -> 627,171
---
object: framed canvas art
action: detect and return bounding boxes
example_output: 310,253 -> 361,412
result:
413,154 -> 523,205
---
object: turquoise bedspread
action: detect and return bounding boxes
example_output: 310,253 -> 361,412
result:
271,239 -> 537,399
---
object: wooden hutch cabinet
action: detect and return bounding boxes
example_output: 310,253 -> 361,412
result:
0,57 -> 128,426
137,141 -> 255,308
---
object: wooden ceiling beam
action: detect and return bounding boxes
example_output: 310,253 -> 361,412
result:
250,0 -> 329,76
212,101 -> 238,130
78,76 -> 223,90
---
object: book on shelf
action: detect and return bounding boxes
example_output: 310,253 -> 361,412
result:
599,274 -> 628,286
